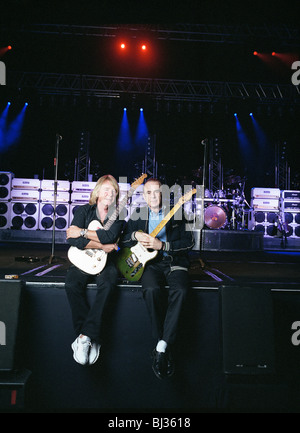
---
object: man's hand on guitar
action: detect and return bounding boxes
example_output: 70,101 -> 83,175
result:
101,243 -> 118,253
135,232 -> 163,251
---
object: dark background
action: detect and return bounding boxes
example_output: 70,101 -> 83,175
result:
0,1 -> 299,201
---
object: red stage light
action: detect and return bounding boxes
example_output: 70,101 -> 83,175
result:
120,43 -> 126,49
253,51 -> 258,56
7,45 -> 12,50
141,44 -> 147,51
272,52 -> 276,56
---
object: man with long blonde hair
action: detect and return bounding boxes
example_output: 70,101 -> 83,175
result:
65,175 -> 124,366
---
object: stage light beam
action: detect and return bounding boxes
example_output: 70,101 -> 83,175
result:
135,106 -> 149,149
117,106 -> 132,152
0,103 -> 28,153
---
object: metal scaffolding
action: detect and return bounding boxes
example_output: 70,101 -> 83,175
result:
142,135 -> 157,179
6,23 -> 300,47
7,71 -> 300,105
208,138 -> 223,193
275,140 -> 291,190
74,131 -> 90,181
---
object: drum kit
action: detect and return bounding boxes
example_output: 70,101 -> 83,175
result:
182,171 -> 251,231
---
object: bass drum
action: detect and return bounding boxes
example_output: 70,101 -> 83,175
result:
204,204 -> 227,229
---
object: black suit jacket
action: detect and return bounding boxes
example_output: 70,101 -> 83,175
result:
120,206 -> 195,270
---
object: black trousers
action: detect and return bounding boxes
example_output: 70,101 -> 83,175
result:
141,259 -> 189,346
65,261 -> 118,343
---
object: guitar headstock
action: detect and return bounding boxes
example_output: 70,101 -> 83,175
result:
131,173 -> 147,189
179,188 -> 197,205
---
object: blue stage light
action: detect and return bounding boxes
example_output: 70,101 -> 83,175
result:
234,113 -> 253,164
135,106 -> 149,148
0,104 -> 28,152
117,106 -> 132,151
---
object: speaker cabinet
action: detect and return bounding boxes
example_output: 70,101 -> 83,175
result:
0,200 -> 11,229
0,171 -> 13,200
0,280 -> 23,371
69,192 -> 90,226
10,190 -> 39,230
249,210 -> 280,237
10,190 -> 40,230
39,191 -> 70,231
281,211 -> 300,238
221,285 -> 275,375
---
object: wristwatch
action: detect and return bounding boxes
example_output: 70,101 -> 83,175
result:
80,229 -> 88,238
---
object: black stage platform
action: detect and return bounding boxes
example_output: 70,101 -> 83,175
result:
0,233 -> 300,413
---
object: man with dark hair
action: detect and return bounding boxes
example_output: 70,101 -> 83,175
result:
120,178 -> 194,379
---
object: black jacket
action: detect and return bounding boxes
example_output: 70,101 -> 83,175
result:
120,206 -> 195,270
67,203 -> 125,250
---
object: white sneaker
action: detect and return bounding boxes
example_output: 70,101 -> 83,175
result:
71,335 -> 92,365
89,342 -> 101,365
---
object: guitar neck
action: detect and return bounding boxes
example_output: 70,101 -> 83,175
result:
103,186 -> 135,230
149,188 -> 196,238
149,201 -> 182,238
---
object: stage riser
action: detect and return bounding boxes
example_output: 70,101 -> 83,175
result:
3,283 -> 299,411
0,280 -> 23,371
194,229 -> 264,251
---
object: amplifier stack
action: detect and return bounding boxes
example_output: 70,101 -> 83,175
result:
69,180 -> 96,224
249,188 -> 281,237
280,190 -> 300,238
249,187 -> 300,240
39,180 -> 71,231
0,172 -> 14,229
10,178 -> 40,230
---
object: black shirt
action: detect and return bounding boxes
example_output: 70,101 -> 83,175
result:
67,203 -> 125,250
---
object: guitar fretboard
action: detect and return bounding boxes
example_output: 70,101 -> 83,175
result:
103,188 -> 134,230
149,189 -> 196,238
103,174 -> 147,230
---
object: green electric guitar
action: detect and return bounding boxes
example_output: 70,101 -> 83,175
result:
117,188 -> 197,282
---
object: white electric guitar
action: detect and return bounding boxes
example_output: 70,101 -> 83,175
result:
67,174 -> 147,275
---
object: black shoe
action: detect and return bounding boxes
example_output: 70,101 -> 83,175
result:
166,348 -> 175,377
152,349 -> 167,380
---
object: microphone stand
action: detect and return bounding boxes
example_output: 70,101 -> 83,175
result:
198,139 -> 208,256
43,134 -> 66,264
